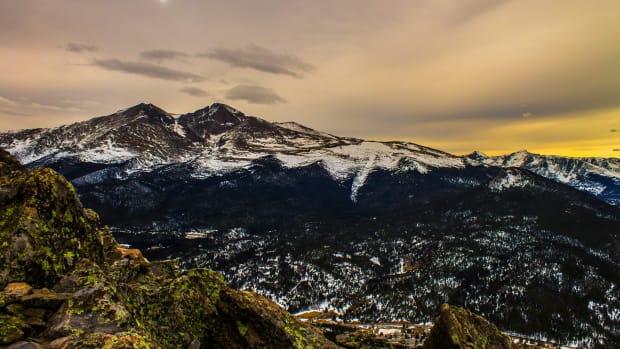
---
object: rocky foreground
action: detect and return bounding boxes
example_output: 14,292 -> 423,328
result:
0,148 -> 552,348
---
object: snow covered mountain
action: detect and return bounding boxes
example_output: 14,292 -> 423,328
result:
466,150 -> 620,205
1,102 -> 618,204
1,102 -> 619,346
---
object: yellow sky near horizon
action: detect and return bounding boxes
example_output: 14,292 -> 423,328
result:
0,0 -> 618,158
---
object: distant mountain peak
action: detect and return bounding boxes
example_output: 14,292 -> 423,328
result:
120,102 -> 166,115
468,150 -> 488,160
176,103 -> 247,138
110,102 -> 173,126
209,102 -> 243,115
510,149 -> 530,156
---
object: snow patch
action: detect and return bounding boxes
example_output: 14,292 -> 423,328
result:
351,155 -> 376,202
173,119 -> 186,137
489,170 -> 530,191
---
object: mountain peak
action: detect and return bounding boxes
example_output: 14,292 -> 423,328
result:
177,102 -> 246,138
511,149 -> 530,156
209,102 -> 242,114
467,150 -> 488,160
121,102 -> 165,114
204,102 -> 246,122
112,102 -> 172,126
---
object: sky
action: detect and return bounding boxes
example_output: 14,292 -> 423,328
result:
0,0 -> 618,157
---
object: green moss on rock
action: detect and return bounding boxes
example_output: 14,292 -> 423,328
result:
0,159 -> 103,289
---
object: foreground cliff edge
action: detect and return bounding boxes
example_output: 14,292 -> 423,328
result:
0,148 -> 545,349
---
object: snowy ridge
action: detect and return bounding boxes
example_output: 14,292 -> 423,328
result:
0,102 -> 465,201
1,102 -> 618,204
467,150 -> 620,204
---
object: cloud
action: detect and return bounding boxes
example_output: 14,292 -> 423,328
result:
225,85 -> 286,104
180,86 -> 208,97
0,95 -> 82,113
66,42 -> 98,53
613,149 -> 620,152
611,129 -> 618,133
201,45 -> 314,78
93,58 -> 204,82
0,96 -> 18,106
522,112 -> 534,118
140,49 -> 190,63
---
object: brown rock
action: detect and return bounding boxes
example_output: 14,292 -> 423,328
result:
423,304 -> 515,349
3,283 -> 33,301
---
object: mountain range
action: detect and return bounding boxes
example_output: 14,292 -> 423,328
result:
1,102 -> 618,205
1,102 -> 619,347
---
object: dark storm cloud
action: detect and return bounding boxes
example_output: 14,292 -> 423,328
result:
180,86 -> 208,97
201,45 -> 314,78
225,85 -> 286,104
66,42 -> 98,53
140,49 -> 190,63
93,58 -> 204,82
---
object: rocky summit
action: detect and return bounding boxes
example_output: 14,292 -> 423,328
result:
0,148 -> 337,348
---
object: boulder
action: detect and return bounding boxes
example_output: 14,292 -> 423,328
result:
423,304 -> 515,349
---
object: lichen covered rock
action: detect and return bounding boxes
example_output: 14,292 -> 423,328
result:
423,304 -> 515,349
0,148 -> 104,289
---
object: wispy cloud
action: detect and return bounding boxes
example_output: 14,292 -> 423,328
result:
0,95 -> 83,113
201,45 -> 314,78
225,84 -> 286,104
140,49 -> 190,63
180,86 -> 208,97
93,58 -> 205,82
0,96 -> 18,106
66,42 -> 98,53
